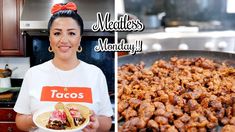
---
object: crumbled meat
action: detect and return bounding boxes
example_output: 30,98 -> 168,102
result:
209,100 -> 222,110
186,99 -> 199,111
222,125 -> 235,132
154,116 -> 168,125
233,104 -> 235,116
173,107 -> 183,117
118,57 -> 235,131
174,119 -> 184,129
207,122 -> 218,129
154,102 -> 165,110
154,108 -> 166,116
198,115 -> 209,127
166,126 -> 178,132
118,100 -> 129,113
229,117 -> 235,125
187,127 -> 197,132
205,109 -> 218,123
165,103 -> 174,113
226,106 -> 233,118
216,108 -> 225,119
129,98 -> 141,109
179,113 -> 190,123
159,125 -> 171,132
121,117 -> 146,131
121,107 -> 137,120
138,101 -> 155,122
221,117 -> 230,125
198,127 -> 207,132
147,120 -> 159,130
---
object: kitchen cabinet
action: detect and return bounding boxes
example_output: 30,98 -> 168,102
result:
0,108 -> 24,132
0,0 -> 24,56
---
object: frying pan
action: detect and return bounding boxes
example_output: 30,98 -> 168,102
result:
118,50 -> 235,67
118,50 -> 235,131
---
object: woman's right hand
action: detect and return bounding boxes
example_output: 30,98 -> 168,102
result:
15,113 -> 38,131
82,110 -> 99,132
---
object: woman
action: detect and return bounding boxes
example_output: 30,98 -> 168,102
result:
14,2 -> 113,132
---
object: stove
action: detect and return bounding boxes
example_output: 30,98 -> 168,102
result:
127,30 -> 235,53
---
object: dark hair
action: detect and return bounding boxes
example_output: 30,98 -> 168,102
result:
48,10 -> 84,35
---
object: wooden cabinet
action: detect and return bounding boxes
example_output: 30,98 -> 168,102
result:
0,0 -> 24,56
0,108 -> 24,132
0,122 -> 24,132
0,108 -> 17,121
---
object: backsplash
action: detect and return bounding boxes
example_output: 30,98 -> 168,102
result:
0,57 -> 30,79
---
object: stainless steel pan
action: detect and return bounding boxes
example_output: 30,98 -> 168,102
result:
118,50 -> 235,67
118,50 -> 235,131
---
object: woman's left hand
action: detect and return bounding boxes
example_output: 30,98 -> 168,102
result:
83,111 -> 99,132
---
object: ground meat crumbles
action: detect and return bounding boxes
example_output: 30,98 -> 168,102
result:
118,57 -> 235,132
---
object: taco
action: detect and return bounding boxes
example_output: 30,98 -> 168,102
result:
45,109 -> 69,130
66,103 -> 90,128
35,102 -> 90,130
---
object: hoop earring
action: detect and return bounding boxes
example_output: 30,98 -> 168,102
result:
77,46 -> 82,53
48,46 -> 53,52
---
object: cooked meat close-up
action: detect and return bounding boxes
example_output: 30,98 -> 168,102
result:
118,57 -> 235,132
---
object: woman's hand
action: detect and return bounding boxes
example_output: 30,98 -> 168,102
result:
83,111 -> 99,132
15,113 -> 38,131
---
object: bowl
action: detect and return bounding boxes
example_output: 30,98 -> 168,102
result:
0,77 -> 11,88
33,104 -> 90,132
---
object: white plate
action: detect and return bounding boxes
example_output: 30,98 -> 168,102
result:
33,105 -> 90,132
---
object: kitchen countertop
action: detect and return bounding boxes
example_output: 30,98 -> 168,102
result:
0,79 -> 22,108
0,91 -> 19,108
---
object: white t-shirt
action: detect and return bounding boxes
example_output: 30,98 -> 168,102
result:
14,60 -> 113,126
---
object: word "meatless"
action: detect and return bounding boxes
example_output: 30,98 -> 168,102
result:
92,12 -> 144,32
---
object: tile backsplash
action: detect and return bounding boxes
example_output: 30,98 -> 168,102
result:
0,57 -> 30,79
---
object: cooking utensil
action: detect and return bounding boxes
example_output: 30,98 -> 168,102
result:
0,77 -> 11,88
0,69 -> 4,78
4,64 -> 11,77
0,64 -> 18,78
118,50 -> 235,67
3,67 -> 17,77
118,50 -> 234,131
2,69 -> 11,78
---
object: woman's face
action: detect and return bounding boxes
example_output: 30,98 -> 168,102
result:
49,17 -> 81,61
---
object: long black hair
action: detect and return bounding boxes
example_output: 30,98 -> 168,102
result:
48,9 -> 84,35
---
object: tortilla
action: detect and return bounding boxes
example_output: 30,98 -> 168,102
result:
66,103 -> 91,119
35,112 -> 51,127
55,102 -> 76,128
